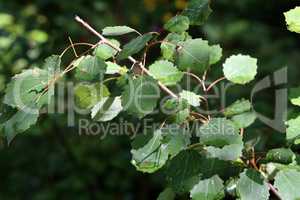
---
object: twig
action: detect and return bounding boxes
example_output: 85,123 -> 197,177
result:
268,183 -> 282,200
68,36 -> 78,57
75,15 -> 178,99
206,77 -> 226,92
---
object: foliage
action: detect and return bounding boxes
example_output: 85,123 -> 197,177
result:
1,0 -> 300,200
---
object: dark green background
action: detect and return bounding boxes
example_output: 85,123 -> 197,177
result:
0,0 -> 299,199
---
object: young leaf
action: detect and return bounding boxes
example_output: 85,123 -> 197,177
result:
121,75 -> 160,118
284,7 -> 300,33
286,116 -> 300,143
190,175 -> 225,200
91,96 -> 122,122
179,90 -> 201,107
117,33 -> 153,60
94,39 -> 120,60
102,26 -> 137,36
182,0 -> 212,25
236,169 -> 269,200
74,83 -> 110,109
161,32 -> 187,61
42,55 -> 61,72
209,44 -> 222,65
274,169 -> 300,200
223,54 -> 258,84
164,15 -> 190,33
75,55 -> 107,81
149,60 -> 183,86
157,188 -> 175,200
223,99 -> 252,117
4,108 -> 39,143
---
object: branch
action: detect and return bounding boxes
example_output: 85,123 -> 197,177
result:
206,77 -> 226,92
75,15 -> 178,98
268,183 -> 282,200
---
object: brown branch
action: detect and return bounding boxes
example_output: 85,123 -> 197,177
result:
206,76 -> 226,92
75,15 -> 178,98
268,183 -> 282,200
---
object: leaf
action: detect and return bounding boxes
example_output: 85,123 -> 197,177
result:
149,60 -> 183,86
75,55 -> 107,81
182,0 -> 212,26
94,39 -> 120,60
164,15 -> 190,33
121,75 -> 160,118
286,116 -> 300,143
175,39 -> 220,74
209,44 -> 222,65
4,108 -> 39,143
42,55 -> 61,73
131,125 -> 190,173
236,169 -> 269,200
289,86 -> 300,106
161,32 -> 187,61
117,33 -> 153,60
266,148 -> 295,164
131,129 -> 168,173
179,90 -> 201,107
102,26 -> 137,36
4,68 -> 51,109
74,83 -> 110,109
157,188 -> 175,200
190,175 -> 225,200
284,7 -> 300,33
274,169 -> 300,200
223,54 -> 258,84
231,112 -> 256,129
105,61 -> 127,75
197,118 -> 243,160
91,96 -> 122,122
224,99 -> 252,117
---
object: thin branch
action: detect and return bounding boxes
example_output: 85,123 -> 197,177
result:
268,183 -> 282,200
183,72 -> 206,92
60,42 -> 94,57
206,77 -> 226,92
75,15 -> 178,98
68,36 -> 78,57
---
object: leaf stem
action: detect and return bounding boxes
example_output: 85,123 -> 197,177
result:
206,76 -> 226,92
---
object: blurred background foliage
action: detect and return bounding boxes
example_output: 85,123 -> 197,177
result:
0,0 -> 299,199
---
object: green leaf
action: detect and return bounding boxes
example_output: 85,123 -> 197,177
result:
209,44 -> 222,65
224,99 -> 252,117
102,26 -> 137,36
4,68 -> 51,109
105,61 -> 127,75
266,148 -> 295,164
286,116 -> 300,143
274,169 -> 300,200
175,39 -> 220,74
42,55 -> 61,73
223,54 -> 258,84
197,118 -> 243,160
157,188 -> 175,200
231,112 -> 256,129
74,83 -> 110,109
91,96 -> 122,122
75,55 -> 107,81
179,90 -> 201,107
284,7 -> 300,34
149,60 -> 183,86
289,86 -> 300,106
117,33 -> 153,60
4,108 -> 39,143
164,15 -> 190,33
190,175 -> 225,200
94,39 -> 120,60
161,33 -> 187,61
236,169 -> 269,200
182,0 -> 212,26
121,75 -> 160,118
131,129 -> 168,173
